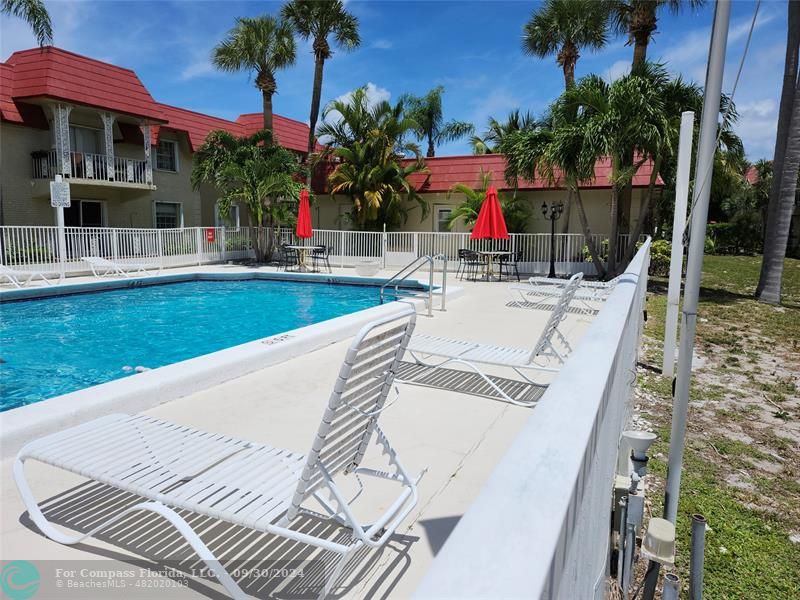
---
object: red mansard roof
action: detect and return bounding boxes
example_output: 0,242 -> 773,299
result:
0,46 -> 311,153
404,154 -> 661,192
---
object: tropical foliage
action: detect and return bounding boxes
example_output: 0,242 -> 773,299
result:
470,110 -> 541,155
317,86 -> 428,229
445,169 -> 530,233
1,0 -> 52,46
523,0 -> 612,89
401,86 -> 474,157
281,0 -> 360,160
212,16 -> 296,132
191,130 -> 306,260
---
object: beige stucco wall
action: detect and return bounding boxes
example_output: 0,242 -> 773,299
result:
313,187 -> 647,236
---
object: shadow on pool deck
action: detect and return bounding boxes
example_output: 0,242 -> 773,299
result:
21,480 -> 419,599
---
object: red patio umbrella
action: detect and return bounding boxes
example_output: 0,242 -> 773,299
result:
295,189 -> 313,239
470,186 -> 509,240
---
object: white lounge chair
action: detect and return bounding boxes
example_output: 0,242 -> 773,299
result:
509,273 -> 618,314
401,273 -> 583,406
0,264 -> 59,288
82,256 -> 160,278
14,307 -> 421,599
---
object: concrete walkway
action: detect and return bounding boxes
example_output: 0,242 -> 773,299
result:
0,265 -> 594,598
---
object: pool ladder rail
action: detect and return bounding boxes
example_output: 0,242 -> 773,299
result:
379,254 -> 447,317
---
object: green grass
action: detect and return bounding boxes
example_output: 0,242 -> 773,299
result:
640,254 -> 800,599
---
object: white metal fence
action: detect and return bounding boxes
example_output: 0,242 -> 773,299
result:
415,239 -> 651,599
0,225 -> 637,277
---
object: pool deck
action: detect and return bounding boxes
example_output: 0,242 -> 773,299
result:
0,265 -> 595,598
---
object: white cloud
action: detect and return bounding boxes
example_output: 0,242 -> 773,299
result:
370,39 -> 393,50
604,60 -> 630,82
180,57 -> 216,80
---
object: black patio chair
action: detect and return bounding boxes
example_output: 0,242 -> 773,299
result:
460,250 -> 483,281
311,245 -> 333,273
277,244 -> 299,271
499,250 -> 521,282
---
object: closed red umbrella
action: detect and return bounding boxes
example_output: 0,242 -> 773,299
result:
470,186 -> 508,240
296,189 -> 312,239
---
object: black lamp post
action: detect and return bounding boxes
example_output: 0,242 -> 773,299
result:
541,201 -> 564,278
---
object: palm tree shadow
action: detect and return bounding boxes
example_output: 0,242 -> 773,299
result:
20,480 -> 419,599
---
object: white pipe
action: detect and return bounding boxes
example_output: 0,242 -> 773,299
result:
663,111 -> 695,377
664,0 -> 731,523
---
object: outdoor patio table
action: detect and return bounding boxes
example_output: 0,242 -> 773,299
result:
285,244 -> 313,273
476,250 -> 514,281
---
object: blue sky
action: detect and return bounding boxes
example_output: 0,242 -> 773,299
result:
0,0 -> 787,160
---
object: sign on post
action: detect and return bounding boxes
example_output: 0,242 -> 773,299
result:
50,178 -> 71,208
205,228 -> 216,243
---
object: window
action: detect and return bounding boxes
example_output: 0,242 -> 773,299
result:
215,203 -> 240,228
436,207 -> 452,232
155,140 -> 178,172
69,126 -> 101,155
155,202 -> 182,229
63,200 -> 105,227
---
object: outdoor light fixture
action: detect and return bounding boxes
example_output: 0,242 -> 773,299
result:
622,430 -> 657,477
542,201 -> 564,278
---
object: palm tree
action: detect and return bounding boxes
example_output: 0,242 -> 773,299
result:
522,0 -> 611,89
281,0 -> 360,160
446,169 -> 530,233
318,87 -> 428,229
612,0 -> 704,70
212,16 -> 296,133
191,129 -> 305,260
401,86 -> 474,157
470,110 -> 539,155
1,0 -> 52,46
757,0 -> 800,304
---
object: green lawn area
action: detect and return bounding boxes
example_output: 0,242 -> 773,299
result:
637,255 -> 800,599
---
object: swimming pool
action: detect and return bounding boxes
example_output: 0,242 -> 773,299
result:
0,277 -> 413,410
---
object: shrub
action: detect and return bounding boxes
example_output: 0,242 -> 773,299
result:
649,239 -> 671,277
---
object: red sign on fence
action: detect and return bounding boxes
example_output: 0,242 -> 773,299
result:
205,228 -> 215,243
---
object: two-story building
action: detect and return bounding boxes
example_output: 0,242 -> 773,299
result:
1,46 -> 660,236
0,47 -> 312,230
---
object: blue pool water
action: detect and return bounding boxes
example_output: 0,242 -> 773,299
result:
0,279 -> 392,411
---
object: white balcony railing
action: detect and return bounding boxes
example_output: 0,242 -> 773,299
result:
31,150 -> 151,186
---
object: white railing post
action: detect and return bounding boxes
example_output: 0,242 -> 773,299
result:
413,233 -> 419,260
220,227 -> 227,263
340,230 -> 345,268
382,223 -> 387,269
111,229 -> 119,261
195,227 -> 203,266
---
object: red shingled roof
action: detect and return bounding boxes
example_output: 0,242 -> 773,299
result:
237,113 -> 315,153
404,154 -> 661,192
5,47 -> 166,122
0,46 -> 313,153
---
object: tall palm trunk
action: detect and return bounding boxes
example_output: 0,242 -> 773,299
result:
629,3 -> 656,70
427,134 -> 435,158
575,186 -> 608,279
257,70 -> 277,133
757,0 -> 800,303
308,47 -> 326,157
622,156 -> 662,264
557,41 -> 578,89
757,78 -> 800,303
608,182 -> 621,277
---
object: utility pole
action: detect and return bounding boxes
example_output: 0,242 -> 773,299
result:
664,0 -> 730,524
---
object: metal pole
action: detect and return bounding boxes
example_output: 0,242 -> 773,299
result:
623,522 -> 636,597
662,573 -> 681,600
690,514 -> 707,600
548,213 -> 556,278
663,111 -> 695,377
54,174 -> 67,281
664,0 -> 731,524
617,496 -> 628,586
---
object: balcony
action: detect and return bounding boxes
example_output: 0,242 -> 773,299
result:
31,149 -> 155,189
